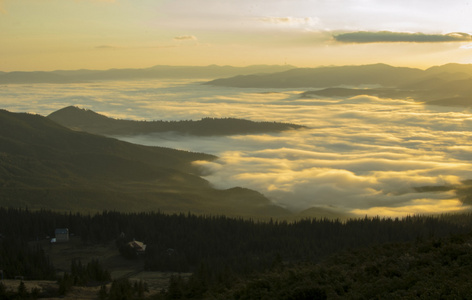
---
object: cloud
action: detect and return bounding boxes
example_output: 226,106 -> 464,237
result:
193,145 -> 468,213
461,43 -> 472,49
173,35 -> 197,41
351,198 -> 466,218
258,16 -> 319,27
334,31 -> 472,43
95,44 -> 179,51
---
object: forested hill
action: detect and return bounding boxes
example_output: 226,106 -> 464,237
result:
48,106 -> 306,136
0,109 -> 290,217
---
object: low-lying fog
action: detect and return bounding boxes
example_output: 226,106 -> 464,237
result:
3,79 -> 472,217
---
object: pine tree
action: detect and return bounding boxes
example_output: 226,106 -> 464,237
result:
17,281 -> 27,299
167,275 -> 184,300
0,282 -> 8,300
98,285 -> 108,300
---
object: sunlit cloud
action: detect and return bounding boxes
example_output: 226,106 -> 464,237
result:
193,144 -> 472,212
334,31 -> 472,43
352,199 -> 469,218
460,43 -> 472,49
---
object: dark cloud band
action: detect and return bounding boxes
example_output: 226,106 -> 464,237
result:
334,31 -> 472,43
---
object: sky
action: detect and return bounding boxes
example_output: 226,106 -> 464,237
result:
1,0 -> 472,71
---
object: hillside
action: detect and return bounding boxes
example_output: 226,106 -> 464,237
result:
47,106 -> 306,136
0,109 -> 290,217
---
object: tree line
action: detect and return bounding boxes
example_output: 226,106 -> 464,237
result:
1,207 -> 472,298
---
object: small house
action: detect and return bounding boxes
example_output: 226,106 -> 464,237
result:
127,240 -> 146,255
54,228 -> 69,243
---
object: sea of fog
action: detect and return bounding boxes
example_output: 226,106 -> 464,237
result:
2,79 -> 472,217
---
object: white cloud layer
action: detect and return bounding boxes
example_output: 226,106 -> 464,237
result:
2,79 -> 472,217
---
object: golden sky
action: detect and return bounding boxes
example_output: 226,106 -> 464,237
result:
1,0 -> 472,71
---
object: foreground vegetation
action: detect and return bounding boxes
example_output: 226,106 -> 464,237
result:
190,233 -> 472,299
1,208 -> 472,298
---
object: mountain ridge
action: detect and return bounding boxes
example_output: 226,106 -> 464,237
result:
206,63 -> 472,88
194,63 -> 472,107
0,64 -> 296,84
206,63 -> 428,88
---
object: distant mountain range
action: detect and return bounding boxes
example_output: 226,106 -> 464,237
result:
47,106 -> 306,136
207,63 -> 472,88
4,62 -> 472,106
0,109 -> 291,218
0,65 -> 295,84
207,63 -> 424,88
206,63 -> 472,106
